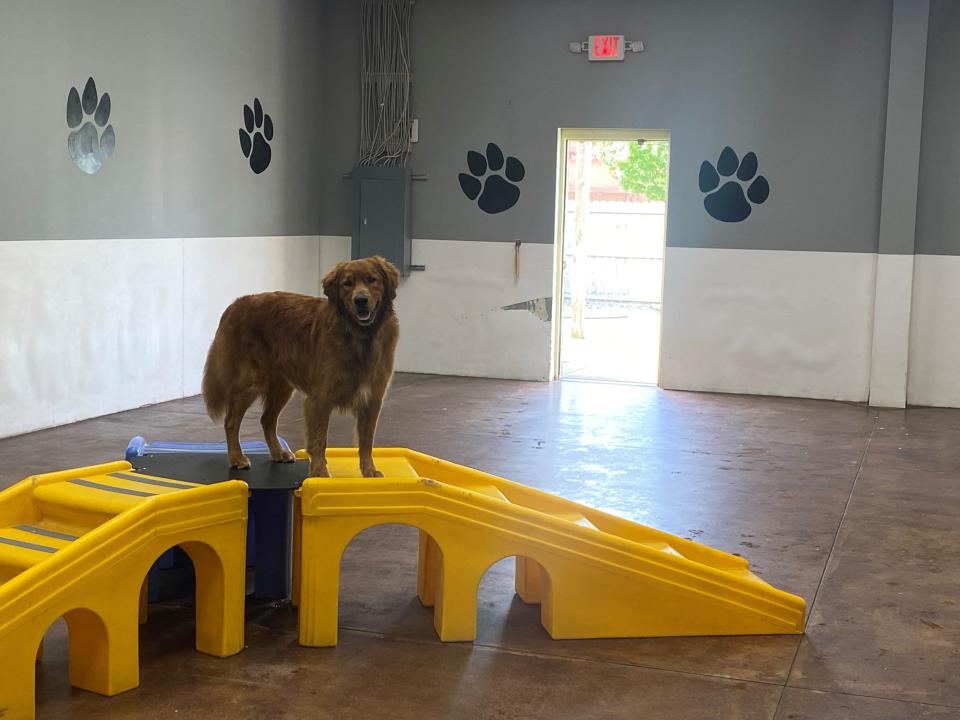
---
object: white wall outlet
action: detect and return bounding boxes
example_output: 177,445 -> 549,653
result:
411,118 -> 419,143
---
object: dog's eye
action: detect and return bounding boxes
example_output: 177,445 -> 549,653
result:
367,276 -> 378,284
343,279 -> 354,288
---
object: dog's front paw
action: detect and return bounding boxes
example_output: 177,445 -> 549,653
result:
361,466 -> 383,478
230,454 -> 251,470
273,449 -> 296,463
309,463 -> 331,478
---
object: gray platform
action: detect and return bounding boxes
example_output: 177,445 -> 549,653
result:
131,452 -> 308,490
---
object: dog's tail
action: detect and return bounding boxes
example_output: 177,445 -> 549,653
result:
201,337 -> 228,423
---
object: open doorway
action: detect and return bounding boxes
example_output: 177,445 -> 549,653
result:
552,129 -> 670,384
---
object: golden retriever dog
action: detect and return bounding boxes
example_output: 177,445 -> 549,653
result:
202,256 -> 400,478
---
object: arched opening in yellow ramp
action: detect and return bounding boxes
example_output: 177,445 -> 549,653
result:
140,546 -> 196,611
136,549 -> 198,657
138,540 -> 234,656
476,555 -> 554,642
338,523 -> 443,637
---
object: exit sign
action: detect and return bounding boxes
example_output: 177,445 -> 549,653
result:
589,35 -> 624,61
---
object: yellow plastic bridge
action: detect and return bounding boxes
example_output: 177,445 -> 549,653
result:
294,449 -> 805,646
0,461 -> 248,720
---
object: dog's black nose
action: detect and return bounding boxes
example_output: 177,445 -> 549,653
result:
355,296 -> 369,310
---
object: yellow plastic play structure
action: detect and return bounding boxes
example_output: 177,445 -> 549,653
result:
0,461 -> 248,720
2,448 -> 804,717
293,448 -> 805,647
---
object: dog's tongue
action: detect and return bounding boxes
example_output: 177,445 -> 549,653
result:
357,310 -> 372,321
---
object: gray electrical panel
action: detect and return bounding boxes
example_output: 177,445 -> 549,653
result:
351,166 -> 412,276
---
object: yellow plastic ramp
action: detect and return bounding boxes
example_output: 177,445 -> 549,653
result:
294,449 -> 805,647
0,461 -> 248,720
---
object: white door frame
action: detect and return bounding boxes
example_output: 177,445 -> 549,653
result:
550,128 -> 672,382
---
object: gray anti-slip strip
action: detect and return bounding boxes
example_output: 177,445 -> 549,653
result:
108,472 -> 193,490
69,479 -> 155,498
0,536 -> 57,553
14,525 -> 78,541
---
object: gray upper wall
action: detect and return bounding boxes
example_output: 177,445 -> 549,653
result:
915,0 -> 960,255
0,0 -> 322,241
319,0 -> 895,253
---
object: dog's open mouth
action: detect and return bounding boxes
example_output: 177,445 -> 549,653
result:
354,308 -> 376,326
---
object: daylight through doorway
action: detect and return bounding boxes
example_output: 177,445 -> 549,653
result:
558,137 -> 669,384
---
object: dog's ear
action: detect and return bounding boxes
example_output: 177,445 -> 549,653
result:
322,262 -> 345,302
373,256 -> 400,302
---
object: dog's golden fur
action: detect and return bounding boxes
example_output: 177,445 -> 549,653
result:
202,256 -> 400,477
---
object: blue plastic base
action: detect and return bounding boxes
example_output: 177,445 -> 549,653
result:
249,490 -> 293,598
125,435 -> 290,461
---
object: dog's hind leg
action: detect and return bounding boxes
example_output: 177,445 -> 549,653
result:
224,388 -> 258,469
261,382 -> 295,463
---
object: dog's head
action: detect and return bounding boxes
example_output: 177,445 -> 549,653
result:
322,256 -> 400,329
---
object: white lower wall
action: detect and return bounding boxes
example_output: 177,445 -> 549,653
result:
7,236 -> 957,439
321,240 -> 899,401
907,254 -> 960,407
397,239 -> 554,380
317,237 -> 555,381
0,236 -> 320,438
660,247 -> 877,402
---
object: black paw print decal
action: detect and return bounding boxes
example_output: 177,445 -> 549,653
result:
458,142 -> 525,214
66,77 -> 116,175
239,98 -> 273,174
698,146 -> 770,222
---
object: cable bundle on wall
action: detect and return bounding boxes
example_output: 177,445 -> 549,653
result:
359,0 -> 414,167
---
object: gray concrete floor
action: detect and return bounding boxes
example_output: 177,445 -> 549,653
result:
1,374 -> 958,719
